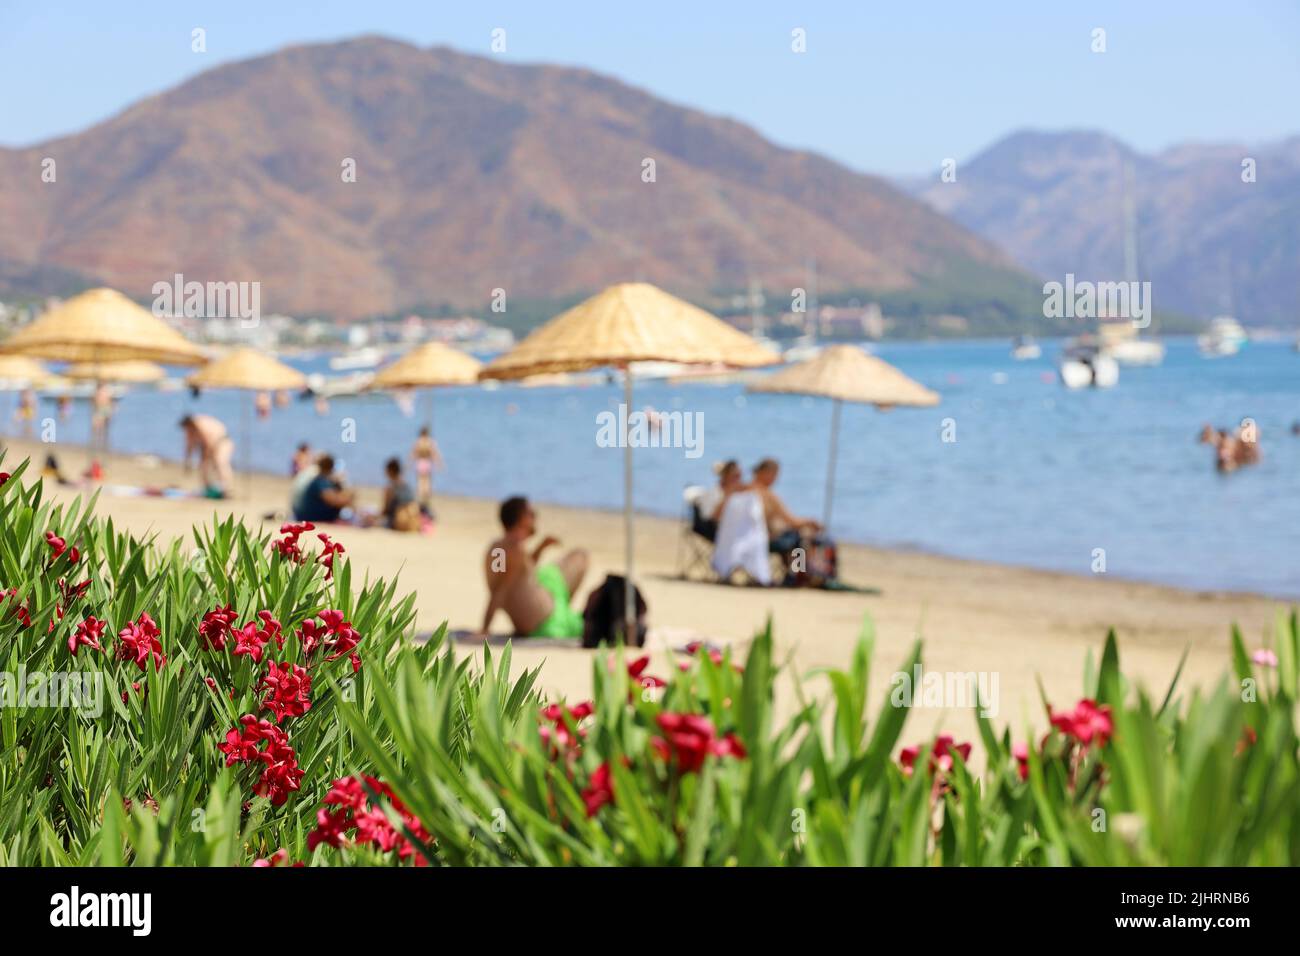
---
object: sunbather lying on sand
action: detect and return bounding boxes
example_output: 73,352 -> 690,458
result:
480,496 -> 588,638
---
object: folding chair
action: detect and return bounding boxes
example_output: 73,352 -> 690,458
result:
676,485 -> 716,581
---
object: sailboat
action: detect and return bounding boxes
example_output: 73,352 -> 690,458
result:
1099,161 -> 1164,366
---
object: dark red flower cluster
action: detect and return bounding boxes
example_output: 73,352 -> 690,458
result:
45,530 -> 81,565
259,661 -> 312,722
218,715 -> 305,806
1049,698 -> 1114,748
317,533 -> 345,581
1013,742 -> 1030,781
539,700 -> 593,759
899,735 -> 972,778
232,610 -> 285,664
117,612 -> 166,672
581,762 -> 616,817
68,615 -> 106,656
272,521 -> 315,563
1,587 -> 31,629
628,655 -> 666,691
198,605 -> 238,651
0,472 -> 10,488
305,609 -> 362,671
650,712 -> 746,774
307,775 -> 432,865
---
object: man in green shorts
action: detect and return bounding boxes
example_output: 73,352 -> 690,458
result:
481,496 -> 589,638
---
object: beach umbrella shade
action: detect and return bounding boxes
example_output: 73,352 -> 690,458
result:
748,344 -> 939,529
0,288 -> 207,366
62,360 -> 167,384
188,347 -> 308,495
481,281 -> 781,642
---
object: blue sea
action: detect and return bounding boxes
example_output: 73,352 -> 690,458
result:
24,337 -> 1300,598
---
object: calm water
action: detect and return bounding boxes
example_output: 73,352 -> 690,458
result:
26,337 -> 1300,597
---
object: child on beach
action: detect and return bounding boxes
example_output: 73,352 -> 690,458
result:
411,427 -> 443,504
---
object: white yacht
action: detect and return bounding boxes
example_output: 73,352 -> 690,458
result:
1198,316 -> 1248,357
1059,336 -> 1119,389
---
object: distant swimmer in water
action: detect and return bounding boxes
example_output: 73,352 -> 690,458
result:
1199,422 -> 1260,472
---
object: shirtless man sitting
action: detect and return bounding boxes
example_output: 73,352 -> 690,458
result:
481,496 -> 589,638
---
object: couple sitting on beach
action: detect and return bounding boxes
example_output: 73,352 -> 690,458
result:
698,458 -> 836,587
291,454 -> 422,531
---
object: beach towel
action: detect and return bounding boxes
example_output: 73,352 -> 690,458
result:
711,490 -> 771,585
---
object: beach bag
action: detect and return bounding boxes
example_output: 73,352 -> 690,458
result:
581,574 -> 647,648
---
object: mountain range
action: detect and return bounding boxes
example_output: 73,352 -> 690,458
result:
908,130 -> 1300,328
0,36 -> 1033,327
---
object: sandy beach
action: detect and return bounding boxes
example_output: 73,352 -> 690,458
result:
2,436 -> 1288,743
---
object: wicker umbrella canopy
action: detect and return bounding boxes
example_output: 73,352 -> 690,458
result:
369,342 -> 482,390
482,282 -> 781,642
0,288 -> 206,366
749,345 -> 940,529
0,355 -> 56,389
63,360 -> 166,384
480,282 -> 778,380
187,347 -> 306,391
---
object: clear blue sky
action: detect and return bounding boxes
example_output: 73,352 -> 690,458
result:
2,0 -> 1297,176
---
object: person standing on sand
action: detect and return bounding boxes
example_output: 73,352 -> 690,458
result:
180,413 -> 234,495
14,388 -> 36,438
480,496 -> 588,638
411,426 -> 443,504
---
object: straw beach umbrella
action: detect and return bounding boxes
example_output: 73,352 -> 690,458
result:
189,347 -> 307,495
481,281 -> 780,642
63,360 -> 166,384
368,341 -> 482,428
0,288 -> 206,366
748,344 -> 939,529
0,355 -> 55,388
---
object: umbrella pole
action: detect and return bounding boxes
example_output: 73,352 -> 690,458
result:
242,391 -> 252,501
823,398 -> 842,531
623,367 -> 636,644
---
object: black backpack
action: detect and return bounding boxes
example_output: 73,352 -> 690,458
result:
581,574 -> 647,648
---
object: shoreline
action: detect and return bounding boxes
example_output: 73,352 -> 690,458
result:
1,433 -> 1291,741
12,433 -> 1289,606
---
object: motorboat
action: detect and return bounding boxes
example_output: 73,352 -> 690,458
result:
1198,316 -> 1248,357
1059,337 -> 1119,389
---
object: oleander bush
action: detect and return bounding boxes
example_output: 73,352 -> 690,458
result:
1,452 -> 1297,866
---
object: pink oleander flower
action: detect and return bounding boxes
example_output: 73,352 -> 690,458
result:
899,735 -> 972,777
68,615 -> 106,656
538,701 -> 593,758
1252,648 -> 1278,668
252,849 -> 302,867
116,612 -> 166,672
1049,698 -> 1114,748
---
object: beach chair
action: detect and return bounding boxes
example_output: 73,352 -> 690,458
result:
676,485 -> 716,581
